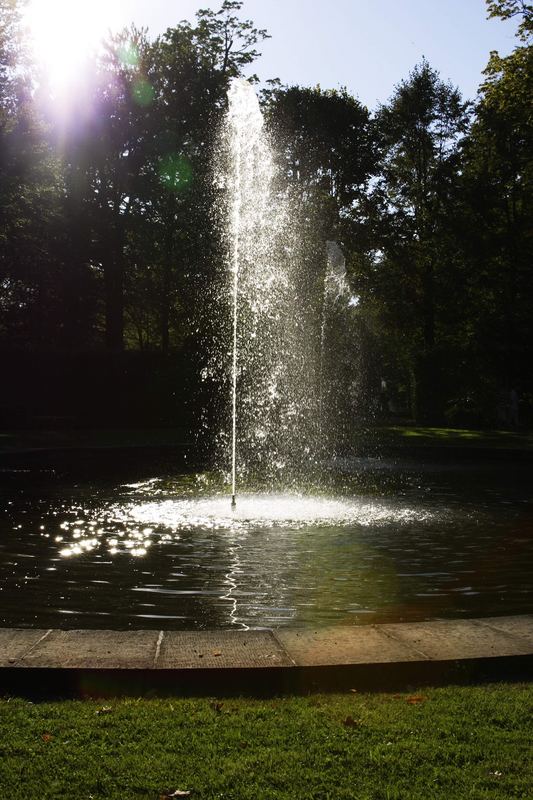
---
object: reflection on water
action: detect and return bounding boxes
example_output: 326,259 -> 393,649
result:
0,457 -> 532,629
54,491 -> 437,560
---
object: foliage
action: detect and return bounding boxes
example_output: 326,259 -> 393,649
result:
0,0 -> 66,349
267,85 -> 374,216
1,0 -> 532,428
454,1 -> 533,415
351,61 -> 470,419
486,0 -> 532,41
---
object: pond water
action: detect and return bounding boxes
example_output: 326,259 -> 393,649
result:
1,449 -> 532,630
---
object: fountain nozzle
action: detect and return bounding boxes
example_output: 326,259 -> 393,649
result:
231,494 -> 236,510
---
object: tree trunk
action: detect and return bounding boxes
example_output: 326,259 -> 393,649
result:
160,219 -> 174,353
62,181 -> 93,350
104,233 -> 124,351
423,259 -> 435,351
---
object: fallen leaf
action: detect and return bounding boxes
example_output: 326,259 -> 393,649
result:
406,695 -> 426,705
342,716 -> 360,727
42,733 -> 53,743
96,706 -> 113,715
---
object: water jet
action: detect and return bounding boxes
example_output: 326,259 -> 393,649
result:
222,77 -> 323,498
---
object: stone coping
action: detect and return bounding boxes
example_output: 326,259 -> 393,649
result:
1,615 -> 531,673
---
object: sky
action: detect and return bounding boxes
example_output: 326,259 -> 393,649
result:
25,0 -> 519,109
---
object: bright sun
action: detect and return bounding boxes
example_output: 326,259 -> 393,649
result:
24,0 -> 120,91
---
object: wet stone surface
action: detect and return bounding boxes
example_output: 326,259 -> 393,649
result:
156,630 -> 294,669
1,616 -> 532,672
16,629 -> 159,669
380,619 -> 533,660
275,626 -> 425,666
0,628 -> 51,666
479,614 -> 533,645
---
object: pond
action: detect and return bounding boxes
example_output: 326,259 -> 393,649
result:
1,447 -> 532,630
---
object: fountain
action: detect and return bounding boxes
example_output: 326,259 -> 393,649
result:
220,78 -> 323,501
3,80 -> 530,633
319,241 -> 348,439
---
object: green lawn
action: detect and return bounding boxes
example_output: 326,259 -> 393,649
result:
369,425 -> 533,450
0,428 -> 192,453
1,684 -> 531,799
1,424 -> 531,456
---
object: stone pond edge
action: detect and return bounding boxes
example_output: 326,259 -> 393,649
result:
0,615 -> 531,694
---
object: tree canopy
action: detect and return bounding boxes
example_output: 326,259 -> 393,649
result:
1,0 -> 532,428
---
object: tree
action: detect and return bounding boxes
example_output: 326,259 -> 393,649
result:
79,1 -> 270,352
0,0 -> 65,349
486,0 -> 532,41
356,61 -> 470,420
266,85 -> 375,333
193,0 -> 269,79
267,86 -> 374,235
456,0 -> 533,410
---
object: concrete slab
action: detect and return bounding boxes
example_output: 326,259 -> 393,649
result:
1,615 -> 531,689
381,619 -> 533,660
0,629 -> 51,666
156,630 -> 294,669
275,626 -> 425,666
477,615 -> 533,646
17,630 -> 159,669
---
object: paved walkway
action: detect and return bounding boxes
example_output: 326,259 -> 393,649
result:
1,615 -> 531,695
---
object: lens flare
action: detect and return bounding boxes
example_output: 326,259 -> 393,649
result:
159,154 -> 193,191
24,0 -> 120,93
132,78 -> 155,107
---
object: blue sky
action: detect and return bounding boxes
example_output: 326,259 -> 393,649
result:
26,0 -> 519,108
117,0 -> 519,108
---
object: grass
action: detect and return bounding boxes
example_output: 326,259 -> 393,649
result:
2,424 -> 532,457
0,428 -> 192,452
371,425 -> 533,449
0,684 -> 531,799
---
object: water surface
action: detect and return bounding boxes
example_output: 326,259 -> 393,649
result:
1,451 -> 532,629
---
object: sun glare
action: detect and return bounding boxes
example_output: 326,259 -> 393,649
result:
25,0 -> 121,92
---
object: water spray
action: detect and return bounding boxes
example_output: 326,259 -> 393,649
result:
229,89 -> 242,512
